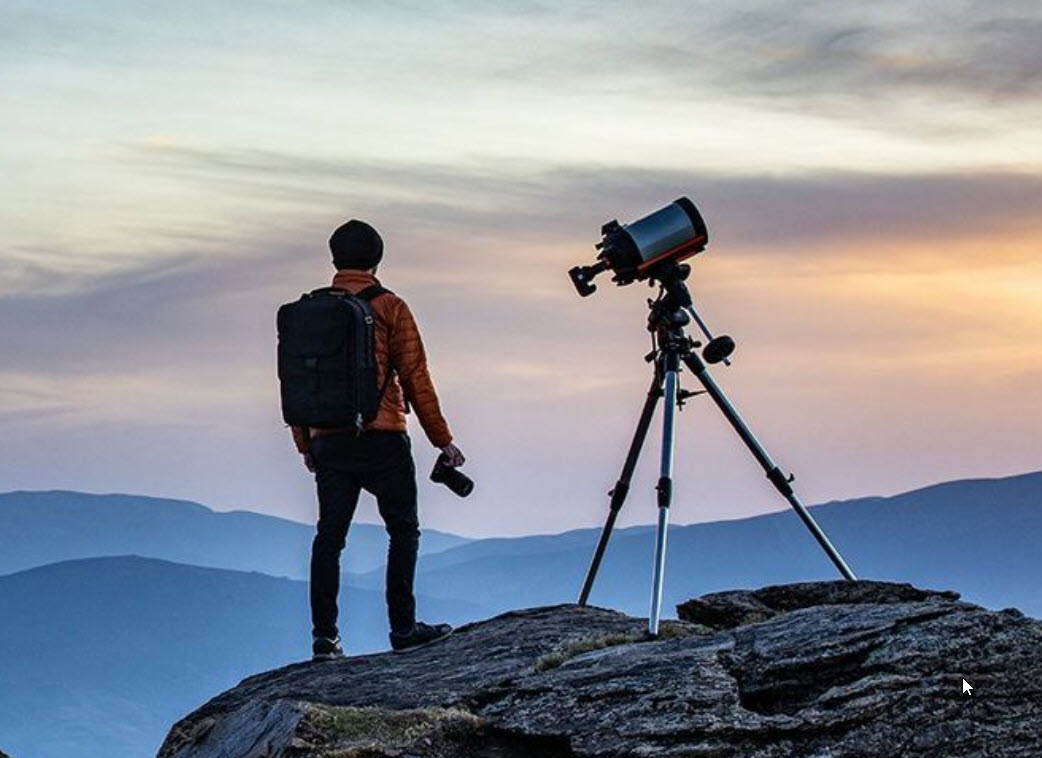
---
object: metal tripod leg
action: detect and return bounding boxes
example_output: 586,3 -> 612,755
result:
681,352 -> 857,581
578,374 -> 662,606
649,363 -> 680,636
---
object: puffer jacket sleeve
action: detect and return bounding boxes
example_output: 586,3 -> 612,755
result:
388,299 -> 453,448
290,425 -> 311,454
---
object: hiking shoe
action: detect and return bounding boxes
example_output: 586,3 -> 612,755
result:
389,622 -> 453,653
312,636 -> 344,661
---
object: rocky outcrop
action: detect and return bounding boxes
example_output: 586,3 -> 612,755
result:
158,581 -> 1041,757
676,580 -> 961,630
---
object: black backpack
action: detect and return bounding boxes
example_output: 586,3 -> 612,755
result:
277,285 -> 391,430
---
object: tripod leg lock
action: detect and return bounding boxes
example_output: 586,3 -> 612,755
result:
609,481 -> 630,511
766,467 -> 795,497
656,477 -> 672,509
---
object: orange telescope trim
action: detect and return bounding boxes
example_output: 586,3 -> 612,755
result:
634,235 -> 708,273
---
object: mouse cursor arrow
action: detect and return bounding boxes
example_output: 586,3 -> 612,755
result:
962,679 -> 973,695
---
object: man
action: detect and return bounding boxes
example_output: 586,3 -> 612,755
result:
290,219 -> 465,660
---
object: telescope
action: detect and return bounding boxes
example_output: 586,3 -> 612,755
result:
569,197 -> 708,296
569,195 -> 858,638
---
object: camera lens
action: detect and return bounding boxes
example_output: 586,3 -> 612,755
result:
430,456 -> 474,498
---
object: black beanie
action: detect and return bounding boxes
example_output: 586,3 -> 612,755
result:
329,219 -> 383,270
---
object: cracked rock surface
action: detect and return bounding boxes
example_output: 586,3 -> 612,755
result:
157,581 -> 1041,758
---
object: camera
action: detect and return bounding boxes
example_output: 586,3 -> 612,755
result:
569,197 -> 708,296
430,454 -> 474,497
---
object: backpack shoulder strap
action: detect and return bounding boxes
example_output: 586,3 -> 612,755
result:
355,285 -> 393,301
304,286 -> 348,299
354,285 -> 398,408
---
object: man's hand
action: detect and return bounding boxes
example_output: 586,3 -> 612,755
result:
440,442 -> 465,467
303,452 -> 316,473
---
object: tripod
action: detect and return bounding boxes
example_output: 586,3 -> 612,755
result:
577,274 -> 857,636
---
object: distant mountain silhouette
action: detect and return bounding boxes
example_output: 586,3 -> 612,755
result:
352,470 -> 1042,618
0,556 -> 490,758
3,471 -> 1040,758
0,490 -> 469,578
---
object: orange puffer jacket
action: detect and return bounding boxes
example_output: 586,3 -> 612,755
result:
289,270 -> 453,452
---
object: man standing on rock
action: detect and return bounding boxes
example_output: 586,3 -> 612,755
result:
289,219 -> 463,660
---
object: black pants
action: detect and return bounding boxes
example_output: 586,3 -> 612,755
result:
309,431 -> 419,639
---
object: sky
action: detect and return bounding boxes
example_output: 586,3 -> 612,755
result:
2,0 -> 1041,536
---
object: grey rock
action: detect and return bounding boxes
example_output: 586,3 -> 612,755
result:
676,580 -> 961,630
158,582 -> 1041,758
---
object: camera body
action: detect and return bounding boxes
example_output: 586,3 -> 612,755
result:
430,454 -> 474,497
569,197 -> 708,296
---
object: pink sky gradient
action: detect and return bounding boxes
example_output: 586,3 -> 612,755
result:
2,1 -> 1041,535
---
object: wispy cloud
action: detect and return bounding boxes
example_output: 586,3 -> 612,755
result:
712,3 -> 1042,102
580,1 -> 1042,130
122,140 -> 1042,253
5,150 -> 1041,387
3,0 -> 1041,530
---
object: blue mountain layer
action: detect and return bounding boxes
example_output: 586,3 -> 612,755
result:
0,490 -> 470,577
362,470 -> 1042,618
0,555 -> 488,758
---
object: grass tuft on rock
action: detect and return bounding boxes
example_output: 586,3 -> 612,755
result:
298,704 -> 481,757
534,621 -> 707,671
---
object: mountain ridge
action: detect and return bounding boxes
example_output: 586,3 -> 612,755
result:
0,555 -> 491,758
348,468 -> 1042,618
0,489 -> 470,578
4,470 -> 1041,757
